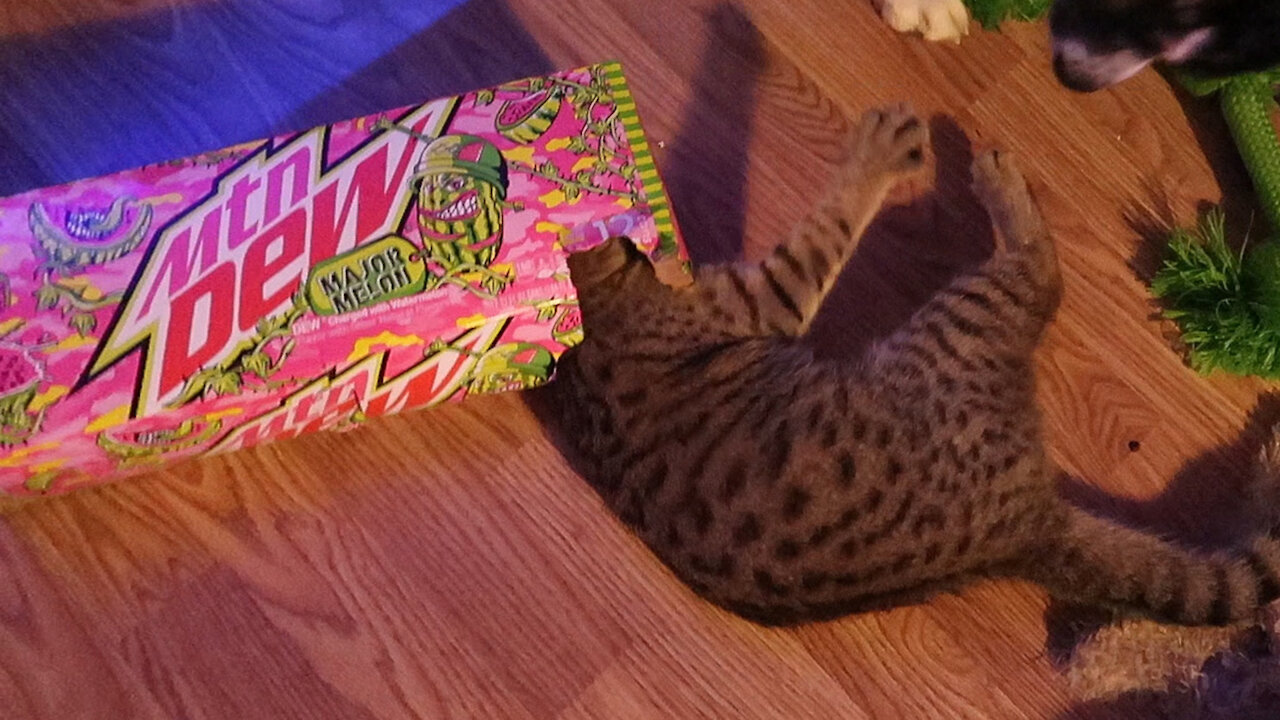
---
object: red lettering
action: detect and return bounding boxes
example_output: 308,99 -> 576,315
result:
245,412 -> 290,449
138,207 -> 222,317
321,395 -> 360,428
160,262 -> 236,400
308,182 -> 348,266
311,389 -> 359,434
364,392 -> 393,418
400,355 -> 469,410
295,396 -> 321,428
227,175 -> 263,250
263,147 -> 311,229
239,206 -> 307,332
309,142 -> 416,264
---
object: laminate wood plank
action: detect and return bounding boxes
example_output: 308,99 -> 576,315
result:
0,0 -> 190,37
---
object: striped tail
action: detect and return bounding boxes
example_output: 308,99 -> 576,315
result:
1023,505 -> 1280,626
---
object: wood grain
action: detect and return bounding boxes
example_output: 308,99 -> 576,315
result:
1,0 -> 1277,718
0,0 -> 191,37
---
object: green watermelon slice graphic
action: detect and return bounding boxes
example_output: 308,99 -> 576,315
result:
0,341 -> 46,446
465,342 -> 554,394
29,197 -> 153,267
495,89 -> 562,144
553,303 -> 583,347
97,417 -> 223,462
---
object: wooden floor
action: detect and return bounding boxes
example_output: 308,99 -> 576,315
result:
1,0 -> 1277,718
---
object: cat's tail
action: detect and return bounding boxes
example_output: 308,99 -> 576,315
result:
1019,501 -> 1280,626
1020,426 -> 1280,626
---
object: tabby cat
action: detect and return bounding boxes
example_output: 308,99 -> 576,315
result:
551,103 -> 1280,626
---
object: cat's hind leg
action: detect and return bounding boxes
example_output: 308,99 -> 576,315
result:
970,148 -> 1061,313
870,149 -> 1058,382
689,104 -> 928,337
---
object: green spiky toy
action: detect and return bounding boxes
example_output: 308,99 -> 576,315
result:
964,0 -> 1050,29
875,0 -> 1047,42
1150,68 -> 1280,377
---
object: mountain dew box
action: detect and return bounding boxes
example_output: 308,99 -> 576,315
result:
0,62 -> 685,496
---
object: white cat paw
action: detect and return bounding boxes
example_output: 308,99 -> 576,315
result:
874,0 -> 970,43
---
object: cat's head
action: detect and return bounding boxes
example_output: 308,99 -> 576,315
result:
565,236 -> 665,332
566,236 -> 656,292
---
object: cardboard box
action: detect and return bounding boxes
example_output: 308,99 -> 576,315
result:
0,62 -> 684,495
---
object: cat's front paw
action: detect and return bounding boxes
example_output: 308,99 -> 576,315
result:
971,149 -> 1030,217
874,0 -> 969,43
846,103 -> 929,181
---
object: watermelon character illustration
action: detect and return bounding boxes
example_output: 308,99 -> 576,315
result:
494,87 -> 563,144
28,196 -> 152,335
414,134 -> 513,297
0,334 -> 49,446
97,416 -> 224,465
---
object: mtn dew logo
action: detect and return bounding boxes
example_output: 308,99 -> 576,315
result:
211,317 -> 509,453
82,98 -> 459,416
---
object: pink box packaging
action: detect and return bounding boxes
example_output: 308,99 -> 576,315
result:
0,62 -> 685,496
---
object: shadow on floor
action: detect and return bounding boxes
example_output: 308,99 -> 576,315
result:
807,111 -> 996,361
1126,69 -> 1260,285
1046,393 -> 1280,718
1056,392 -> 1280,550
658,2 -> 765,266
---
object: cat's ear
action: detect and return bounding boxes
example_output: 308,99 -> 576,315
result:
566,236 -> 653,289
